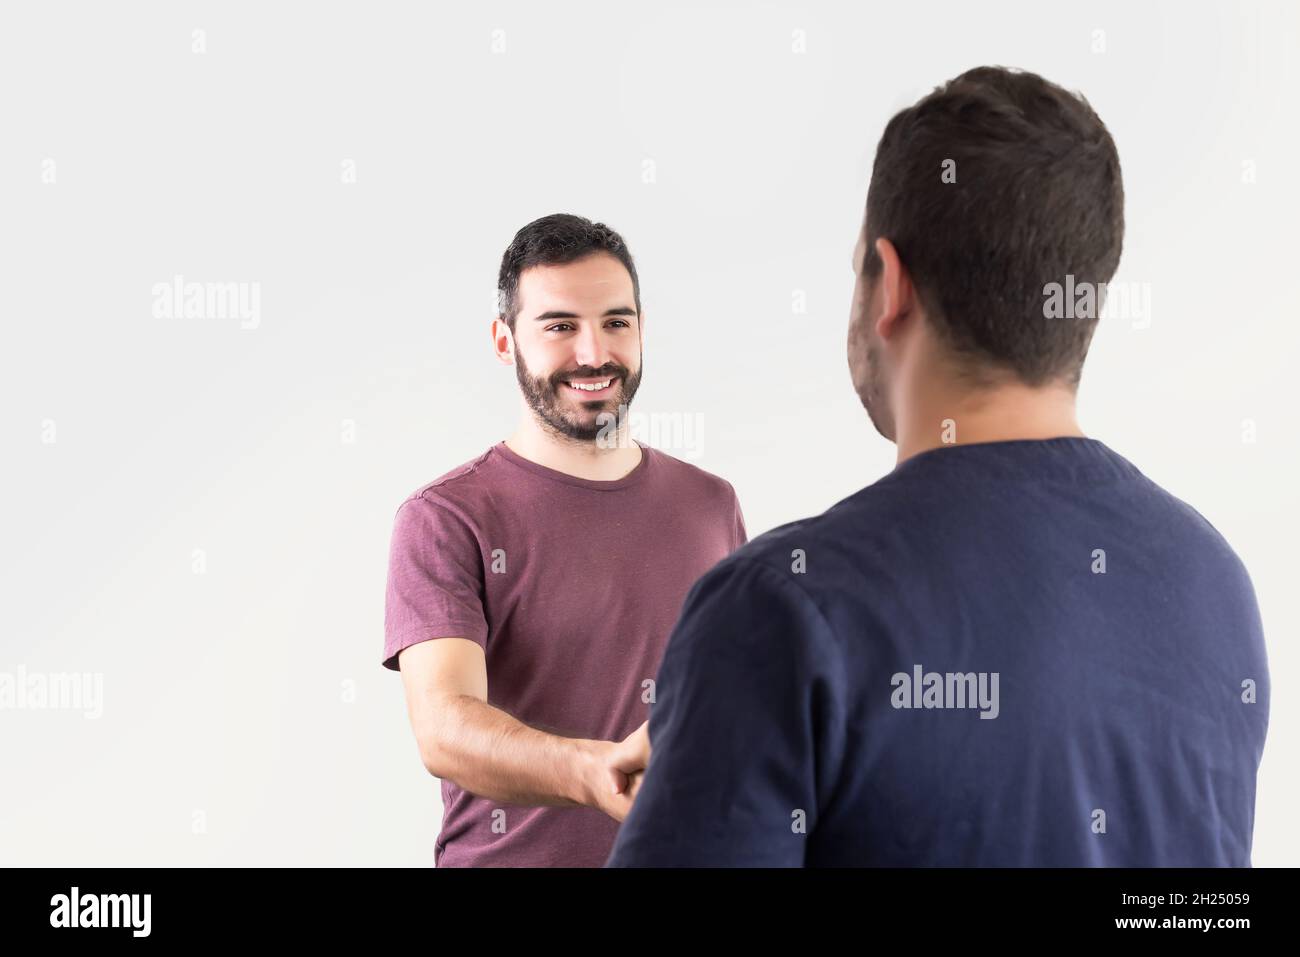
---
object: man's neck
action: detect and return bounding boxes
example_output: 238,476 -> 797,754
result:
893,374 -> 1084,466
505,418 -> 643,481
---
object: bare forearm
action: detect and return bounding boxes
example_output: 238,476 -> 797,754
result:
424,694 -> 602,807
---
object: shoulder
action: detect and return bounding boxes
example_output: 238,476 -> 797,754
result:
721,470 -> 914,574
644,445 -> 740,504
407,446 -> 499,500
391,446 -> 505,531
1138,477 -> 1254,581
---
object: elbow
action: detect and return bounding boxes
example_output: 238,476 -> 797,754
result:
412,690 -> 473,781
414,701 -> 462,780
416,731 -> 451,780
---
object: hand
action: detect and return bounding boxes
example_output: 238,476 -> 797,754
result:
606,720 -> 650,796
584,722 -> 651,822
624,769 -> 645,806
592,767 -> 646,823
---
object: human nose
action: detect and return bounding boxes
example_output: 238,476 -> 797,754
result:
572,322 -> 610,370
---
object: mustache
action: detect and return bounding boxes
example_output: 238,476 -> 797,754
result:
550,365 -> 627,386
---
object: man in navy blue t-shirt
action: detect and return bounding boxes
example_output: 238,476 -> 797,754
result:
606,66 -> 1269,867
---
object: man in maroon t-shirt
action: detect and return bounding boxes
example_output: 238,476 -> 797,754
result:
383,213 -> 746,866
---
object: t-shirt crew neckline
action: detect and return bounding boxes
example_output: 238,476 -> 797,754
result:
891,436 -> 1140,483
491,439 -> 652,491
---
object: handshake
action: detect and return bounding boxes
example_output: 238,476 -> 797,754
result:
582,720 -> 650,822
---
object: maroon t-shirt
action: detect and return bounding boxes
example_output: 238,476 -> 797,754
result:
383,440 -> 746,866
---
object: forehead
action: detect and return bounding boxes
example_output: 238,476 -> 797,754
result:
517,253 -> 634,313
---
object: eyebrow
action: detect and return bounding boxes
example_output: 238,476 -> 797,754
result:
532,306 -> 638,321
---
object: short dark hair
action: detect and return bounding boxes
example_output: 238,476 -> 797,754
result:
497,213 -> 641,329
863,66 -> 1124,385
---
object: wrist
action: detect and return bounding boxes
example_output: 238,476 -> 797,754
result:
566,737 -> 608,808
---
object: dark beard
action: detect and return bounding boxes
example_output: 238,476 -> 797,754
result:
515,349 -> 643,442
860,334 -> 895,442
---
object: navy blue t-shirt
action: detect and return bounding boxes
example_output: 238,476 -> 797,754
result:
606,438 -> 1269,866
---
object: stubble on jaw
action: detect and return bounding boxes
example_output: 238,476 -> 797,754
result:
514,349 -> 642,443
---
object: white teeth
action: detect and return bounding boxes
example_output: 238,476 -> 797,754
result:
568,379 -> 612,392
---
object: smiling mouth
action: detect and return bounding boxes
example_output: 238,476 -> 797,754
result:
562,377 -> 617,397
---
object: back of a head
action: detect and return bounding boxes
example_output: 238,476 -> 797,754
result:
864,66 -> 1125,387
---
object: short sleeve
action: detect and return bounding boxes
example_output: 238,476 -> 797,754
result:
731,487 -> 748,549
605,558 -> 844,866
382,495 -> 489,671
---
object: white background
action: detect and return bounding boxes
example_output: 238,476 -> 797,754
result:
1,0 -> 1295,866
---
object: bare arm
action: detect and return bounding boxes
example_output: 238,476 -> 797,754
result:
397,637 -> 647,820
